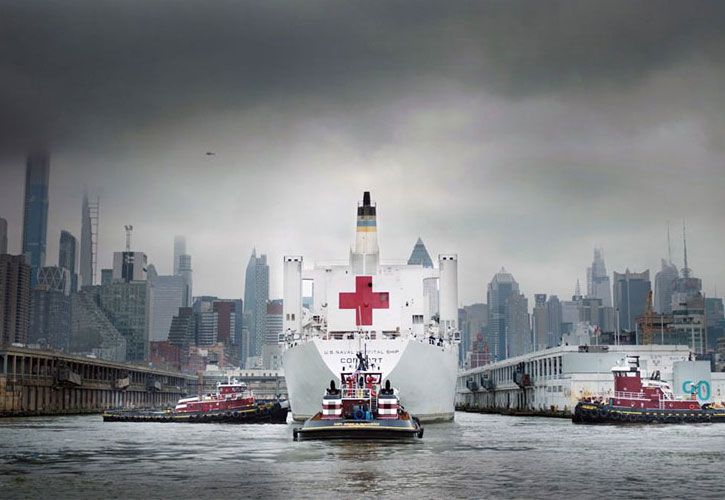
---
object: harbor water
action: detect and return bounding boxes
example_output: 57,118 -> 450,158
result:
1,412 -> 723,499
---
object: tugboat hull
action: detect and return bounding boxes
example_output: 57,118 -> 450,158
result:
293,414 -> 423,440
102,401 -> 289,424
573,402 -> 725,424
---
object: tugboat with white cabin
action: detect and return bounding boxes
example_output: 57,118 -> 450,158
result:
293,349 -> 423,440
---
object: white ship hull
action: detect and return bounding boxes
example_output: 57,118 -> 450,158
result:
283,337 -> 458,422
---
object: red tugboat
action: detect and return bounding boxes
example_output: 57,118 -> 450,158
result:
174,379 -> 255,413
293,351 -> 423,440
102,378 -> 289,423
573,355 -> 725,424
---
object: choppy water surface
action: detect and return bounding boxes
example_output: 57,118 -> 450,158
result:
1,412 -> 723,499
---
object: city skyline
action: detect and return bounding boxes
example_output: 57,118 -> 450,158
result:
0,165 -> 720,307
1,2 -> 725,304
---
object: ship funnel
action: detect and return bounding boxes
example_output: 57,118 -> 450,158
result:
350,191 -> 379,275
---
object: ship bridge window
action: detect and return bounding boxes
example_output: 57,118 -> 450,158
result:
412,315 -> 424,324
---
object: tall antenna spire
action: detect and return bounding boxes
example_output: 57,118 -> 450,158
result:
682,221 -> 690,279
574,278 -> 581,298
667,221 -> 673,265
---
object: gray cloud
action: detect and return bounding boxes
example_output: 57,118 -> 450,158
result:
1,1 -> 724,302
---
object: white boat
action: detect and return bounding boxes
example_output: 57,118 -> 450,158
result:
281,192 -> 460,422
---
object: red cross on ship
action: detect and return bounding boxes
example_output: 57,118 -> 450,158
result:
339,276 -> 389,326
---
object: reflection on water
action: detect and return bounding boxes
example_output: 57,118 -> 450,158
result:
1,412 -> 724,498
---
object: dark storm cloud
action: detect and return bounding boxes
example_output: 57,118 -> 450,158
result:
2,1 -> 725,301
2,0 -> 725,155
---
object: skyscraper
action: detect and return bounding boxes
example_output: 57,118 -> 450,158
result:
97,281 -> 150,361
486,268 -> 522,360
705,297 -> 724,351
613,269 -> 651,332
178,254 -> 193,307
173,235 -> 186,275
532,294 -> 548,351
147,265 -> 185,342
0,254 -> 32,344
546,295 -> 562,347
507,292 -> 530,357
59,230 -> 78,293
29,266 -> 72,350
654,259 -> 678,314
70,288 -> 127,361
168,307 -> 195,353
244,249 -> 269,364
407,237 -> 434,268
407,237 -> 438,320
112,251 -> 148,282
586,248 -> 612,307
0,217 -> 7,254
79,192 -> 95,287
22,151 -> 50,286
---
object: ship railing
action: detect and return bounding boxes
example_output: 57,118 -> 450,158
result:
614,391 -> 647,400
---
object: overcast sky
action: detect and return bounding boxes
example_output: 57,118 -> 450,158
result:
1,1 -> 724,303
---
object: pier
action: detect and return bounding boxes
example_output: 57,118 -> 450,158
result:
0,346 -> 198,417
456,344 -> 725,417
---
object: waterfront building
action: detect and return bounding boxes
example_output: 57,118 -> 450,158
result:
70,288 -> 127,361
29,266 -> 72,350
112,251 -> 148,283
705,297 -> 724,351
0,217 -> 7,254
58,230 -> 78,293
173,235 -> 186,275
22,152 -> 50,286
147,266 -> 185,342
457,344 -> 724,414
178,254 -> 193,307
654,259 -> 679,314
0,254 -> 32,344
613,269 -> 651,332
586,248 -> 612,307
97,281 -> 150,361
266,299 -> 283,344
244,249 -> 269,363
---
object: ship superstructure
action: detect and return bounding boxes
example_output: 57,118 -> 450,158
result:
281,192 -> 460,422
